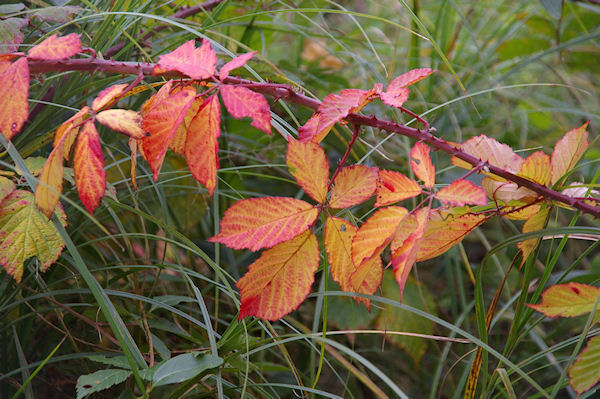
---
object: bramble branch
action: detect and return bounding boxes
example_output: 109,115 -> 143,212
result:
25,57 -> 600,218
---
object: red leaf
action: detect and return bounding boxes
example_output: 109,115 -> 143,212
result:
286,139 -> 329,203
298,87 -> 379,143
550,122 -> 589,185
324,216 -> 357,291
28,33 -> 81,60
140,84 -> 196,180
329,165 -> 378,209
0,57 -> 29,140
375,169 -> 422,207
96,109 -> 146,139
351,206 -> 408,266
391,208 -> 428,298
185,95 -> 221,195
219,51 -> 257,81
435,179 -> 488,207
156,39 -> 217,80
92,83 -> 128,111
170,97 -> 203,155
209,197 -> 318,251
220,85 -> 271,134
237,230 -> 319,320
381,68 -> 434,108
410,142 -> 435,189
73,121 -> 106,214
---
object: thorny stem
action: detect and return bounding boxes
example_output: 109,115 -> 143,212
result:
23,57 -> 600,218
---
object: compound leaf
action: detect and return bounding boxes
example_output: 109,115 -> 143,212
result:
220,85 -> 271,134
517,207 -> 549,266
324,216 -> 357,291
73,121 -> 106,214
349,255 -> 383,310
209,197 -> 318,251
550,122 -> 589,185
156,39 -> 217,80
568,335 -> 600,395
435,179 -> 487,207
0,57 -> 29,140
28,33 -> 81,60
528,282 -> 600,318
391,208 -> 428,297
410,142 -> 435,189
286,139 -> 329,203
329,165 -> 378,209
380,68 -> 434,108
519,151 -> 551,185
237,231 -> 319,320
92,83 -> 128,112
219,51 -> 256,81
375,169 -> 421,207
452,135 -> 524,175
96,109 -> 145,139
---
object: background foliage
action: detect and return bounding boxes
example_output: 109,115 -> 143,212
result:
0,0 -> 599,398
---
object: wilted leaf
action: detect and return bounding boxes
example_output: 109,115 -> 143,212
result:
436,179 -> 487,207
517,207 -> 549,266
92,84 -> 128,111
209,197 -> 318,251
298,87 -> 379,143
220,85 -> 271,134
519,151 -> 551,185
76,369 -> 131,399
96,109 -> 145,139
410,142 -> 435,189
528,282 -> 600,318
185,95 -> 221,195
481,177 -> 537,204
550,122 -> 589,185
417,208 -> 486,261
0,57 -> 29,140
156,39 -> 217,80
329,165 -> 378,209
375,169 -> 422,207
152,353 -> 223,387
391,208 -> 428,297
380,68 -> 434,108
237,231 -> 319,320
0,18 -> 27,52
352,206 -> 408,266
568,335 -> 600,395
452,135 -> 524,175
325,216 -> 357,291
73,121 -> 106,214
286,139 -> 329,203
219,51 -> 256,81
0,190 -> 66,282
28,33 -> 81,60
140,84 -> 196,180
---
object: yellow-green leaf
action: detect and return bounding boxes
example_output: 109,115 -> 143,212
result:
568,335 -> 600,395
528,282 -> 600,318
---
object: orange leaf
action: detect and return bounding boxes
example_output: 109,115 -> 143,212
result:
410,142 -> 435,189
156,39 -> 217,80
349,255 -> 383,310
435,179 -> 487,207
324,216 -> 357,291
528,282 -> 600,318
550,122 -> 589,185
286,139 -> 329,203
375,169 -> 422,207
380,68 -> 434,108
519,151 -> 551,186
28,33 -> 81,60
451,135 -> 524,175
237,230 -> 319,320
220,85 -> 271,134
35,132 -> 68,218
517,207 -> 549,267
481,177 -> 537,204
73,121 -> 106,214
0,57 -> 29,140
185,95 -> 221,195
417,208 -> 486,261
329,165 -> 378,209
352,206 -> 408,266
128,138 -> 138,190
92,83 -> 128,111
219,51 -> 256,81
209,197 -> 318,251
140,84 -> 196,180
96,109 -> 146,139
298,86 -> 380,143
53,106 -> 89,161
391,208 -> 428,298
170,97 -> 203,155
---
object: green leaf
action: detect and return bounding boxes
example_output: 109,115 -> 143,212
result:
152,353 -> 223,387
0,176 -> 15,203
87,355 -> 130,369
0,190 -> 66,282
15,157 -> 48,177
568,335 -> 600,394
0,3 -> 25,15
539,0 -> 562,19
76,369 -> 131,399
376,272 -> 437,365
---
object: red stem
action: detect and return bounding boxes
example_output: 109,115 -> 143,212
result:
24,57 -> 600,218
327,124 -> 361,193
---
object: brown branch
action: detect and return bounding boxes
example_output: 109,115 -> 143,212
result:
25,57 -> 600,218
104,0 -> 226,58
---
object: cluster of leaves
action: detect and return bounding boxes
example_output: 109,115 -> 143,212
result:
1,28 -> 599,395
